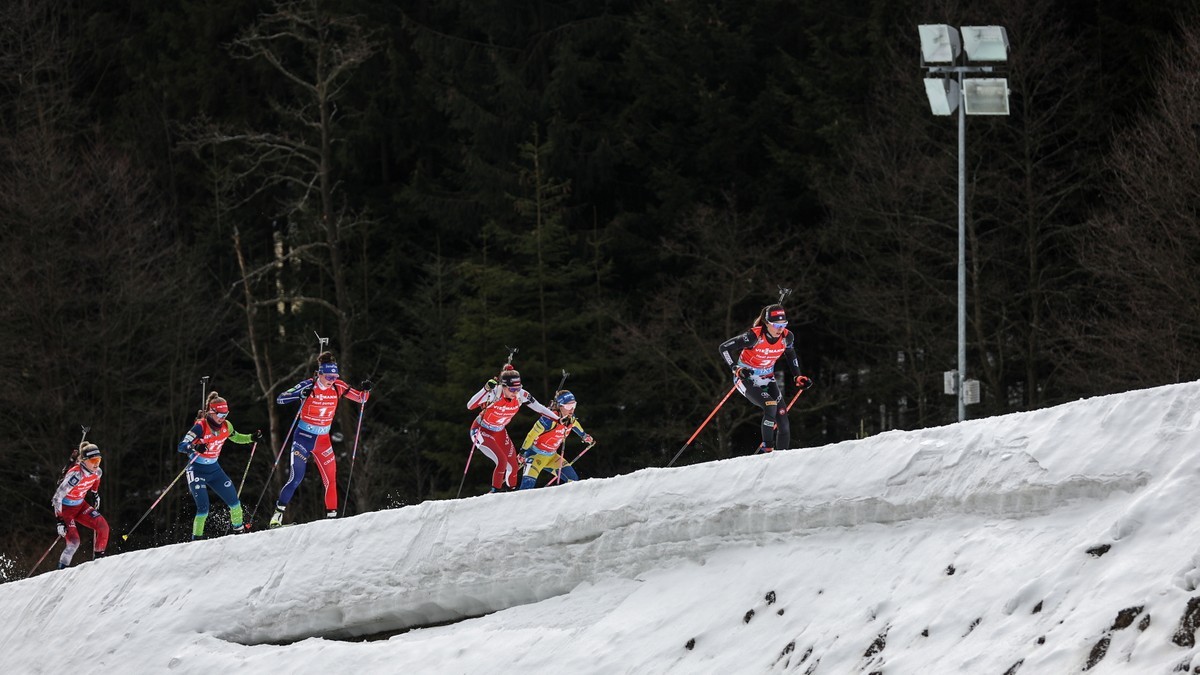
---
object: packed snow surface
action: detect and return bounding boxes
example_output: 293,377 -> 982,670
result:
6,382 -> 1200,673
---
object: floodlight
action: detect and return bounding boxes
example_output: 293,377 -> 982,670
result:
962,78 -> 1010,115
916,22 -> 1011,422
961,26 -> 1009,62
923,78 -> 960,116
918,25 -> 960,64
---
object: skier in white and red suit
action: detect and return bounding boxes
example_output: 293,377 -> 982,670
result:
467,365 -> 559,492
52,442 -> 109,569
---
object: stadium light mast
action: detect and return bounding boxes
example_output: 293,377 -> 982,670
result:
918,24 -> 1010,422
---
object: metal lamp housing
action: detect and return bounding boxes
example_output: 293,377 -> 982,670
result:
963,78 -> 1010,115
961,26 -> 1010,62
923,78 -> 960,116
918,24 -> 961,64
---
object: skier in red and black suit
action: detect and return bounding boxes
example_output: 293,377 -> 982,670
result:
467,365 -> 559,493
718,304 -> 812,453
52,442 -> 109,569
269,351 -> 371,527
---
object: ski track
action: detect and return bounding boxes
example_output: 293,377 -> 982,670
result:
4,382 -> 1200,673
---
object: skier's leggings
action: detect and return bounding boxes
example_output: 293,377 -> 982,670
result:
187,461 -> 243,535
469,422 -> 519,490
519,452 -> 578,489
58,501 -> 109,567
736,378 -> 789,451
276,428 -> 338,511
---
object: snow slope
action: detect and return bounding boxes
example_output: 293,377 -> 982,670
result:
5,382 -> 1200,673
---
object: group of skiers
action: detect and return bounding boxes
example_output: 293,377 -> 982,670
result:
48,302 -> 812,571
48,350 -> 372,569
467,365 -> 596,493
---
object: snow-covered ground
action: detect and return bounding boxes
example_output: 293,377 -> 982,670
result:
5,382 -> 1200,673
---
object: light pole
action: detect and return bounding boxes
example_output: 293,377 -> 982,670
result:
918,24 -> 1010,422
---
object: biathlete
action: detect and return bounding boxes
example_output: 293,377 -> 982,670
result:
467,365 -> 559,492
177,392 -> 258,539
270,351 -> 371,527
718,304 -> 812,453
518,390 -> 595,489
52,442 -> 109,569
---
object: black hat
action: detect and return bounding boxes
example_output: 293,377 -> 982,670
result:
80,443 -> 101,460
766,307 -> 787,323
500,369 -> 522,387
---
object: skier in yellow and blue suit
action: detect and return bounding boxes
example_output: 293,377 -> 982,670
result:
518,390 -> 594,489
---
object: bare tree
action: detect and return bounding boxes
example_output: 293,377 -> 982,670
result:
966,0 -> 1101,411
1069,20 -> 1200,392
182,0 -> 381,516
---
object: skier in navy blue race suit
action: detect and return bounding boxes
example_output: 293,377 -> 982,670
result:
718,304 -> 812,453
177,392 -> 257,539
270,351 -> 370,528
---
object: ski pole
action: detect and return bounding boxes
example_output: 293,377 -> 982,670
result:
342,398 -> 367,514
754,386 -> 808,454
27,536 -> 61,578
236,440 -> 259,498
249,406 -> 303,521
123,459 -> 195,541
546,441 -> 596,487
456,442 -> 477,499
667,383 -> 739,467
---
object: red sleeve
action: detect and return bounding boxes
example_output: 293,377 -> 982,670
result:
337,379 -> 369,404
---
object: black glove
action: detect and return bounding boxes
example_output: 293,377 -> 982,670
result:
56,518 -> 67,537
299,385 -> 313,399
360,379 -> 373,392
254,429 -> 264,441
484,379 -> 498,392
795,375 -> 813,390
734,366 -> 751,381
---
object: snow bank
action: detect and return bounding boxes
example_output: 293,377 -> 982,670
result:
3,382 -> 1200,673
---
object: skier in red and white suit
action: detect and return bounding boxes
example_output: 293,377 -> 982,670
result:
467,366 -> 558,492
718,304 -> 812,453
52,442 -> 109,569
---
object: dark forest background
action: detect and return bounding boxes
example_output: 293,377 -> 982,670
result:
4,0 -> 1200,578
